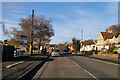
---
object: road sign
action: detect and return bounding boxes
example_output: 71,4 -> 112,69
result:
20,35 -> 27,45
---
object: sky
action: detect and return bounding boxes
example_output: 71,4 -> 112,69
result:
1,2 -> 118,44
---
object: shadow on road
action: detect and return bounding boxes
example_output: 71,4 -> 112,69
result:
47,58 -> 54,62
2,54 -> 50,62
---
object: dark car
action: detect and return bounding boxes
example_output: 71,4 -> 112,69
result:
51,49 -> 61,57
62,49 -> 69,54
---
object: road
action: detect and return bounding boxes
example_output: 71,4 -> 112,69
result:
34,55 -> 119,80
2,55 -> 49,80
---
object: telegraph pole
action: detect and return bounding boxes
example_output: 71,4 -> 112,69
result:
30,10 -> 34,55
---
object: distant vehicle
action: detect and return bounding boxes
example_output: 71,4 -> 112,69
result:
62,49 -> 69,54
101,48 -> 107,51
71,50 -> 75,54
14,50 -> 25,56
51,49 -> 61,57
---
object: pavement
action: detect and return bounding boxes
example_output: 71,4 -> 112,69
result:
33,55 -> 119,80
90,54 -> 119,61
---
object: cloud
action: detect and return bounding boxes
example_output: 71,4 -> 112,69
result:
75,9 -> 91,17
11,10 -> 24,14
52,14 -> 68,21
50,6 -> 118,44
3,2 -> 25,10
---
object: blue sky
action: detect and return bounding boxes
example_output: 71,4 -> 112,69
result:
1,2 -> 118,44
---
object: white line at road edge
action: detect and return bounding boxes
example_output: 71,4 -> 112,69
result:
80,56 -> 119,66
32,61 -> 49,80
84,69 -> 99,80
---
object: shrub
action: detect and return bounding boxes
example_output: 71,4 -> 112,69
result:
113,47 -> 118,54
108,45 -> 118,54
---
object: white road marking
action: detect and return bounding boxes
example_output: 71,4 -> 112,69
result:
6,61 -> 24,68
6,58 -> 32,68
72,61 -> 80,67
72,59 -> 99,80
32,61 -> 49,80
17,61 -> 40,80
80,56 -> 119,66
84,69 -> 99,80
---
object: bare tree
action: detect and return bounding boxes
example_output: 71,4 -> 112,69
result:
9,16 -> 54,51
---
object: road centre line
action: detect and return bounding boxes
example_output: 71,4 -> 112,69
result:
79,56 -> 119,66
72,60 -> 99,80
84,69 -> 99,80
72,61 -> 80,67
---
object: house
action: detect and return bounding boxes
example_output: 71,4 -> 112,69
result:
68,43 -> 74,52
113,33 -> 120,47
96,32 -> 114,50
80,40 -> 97,51
96,29 -> 120,51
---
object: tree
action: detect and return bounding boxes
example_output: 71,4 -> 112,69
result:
57,42 -> 69,51
106,25 -> 120,34
65,45 -> 70,51
9,16 -> 54,52
33,16 -> 54,50
72,37 -> 80,53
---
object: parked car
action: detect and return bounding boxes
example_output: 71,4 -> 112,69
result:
71,50 -> 75,54
14,50 -> 25,56
62,49 -> 69,54
51,49 -> 61,57
101,48 -> 107,51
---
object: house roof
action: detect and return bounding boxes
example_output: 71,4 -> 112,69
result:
68,43 -> 73,46
81,40 -> 95,46
101,32 -> 114,40
114,32 -> 120,38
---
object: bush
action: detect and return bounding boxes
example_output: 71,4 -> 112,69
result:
113,47 -> 118,54
108,45 -> 118,54
26,47 -> 29,53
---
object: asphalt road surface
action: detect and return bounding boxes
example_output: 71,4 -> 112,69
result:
2,55 -> 48,80
35,55 -> 119,80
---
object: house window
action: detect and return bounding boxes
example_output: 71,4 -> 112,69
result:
101,41 -> 103,44
113,38 -> 116,43
98,41 -> 100,44
119,37 -> 120,42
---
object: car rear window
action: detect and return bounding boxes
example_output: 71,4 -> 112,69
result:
53,49 -> 60,52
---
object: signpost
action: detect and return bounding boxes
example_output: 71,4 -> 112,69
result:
20,35 -> 27,45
